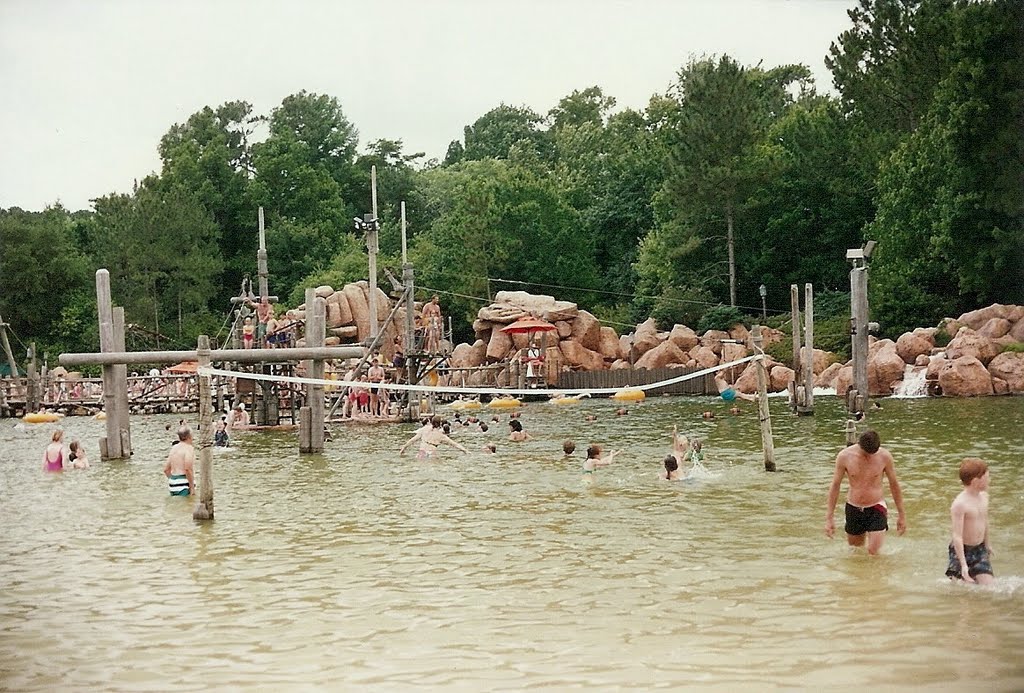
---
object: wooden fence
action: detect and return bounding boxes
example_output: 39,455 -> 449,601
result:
555,366 -> 715,396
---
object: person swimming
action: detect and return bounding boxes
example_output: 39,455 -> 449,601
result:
662,455 -> 681,480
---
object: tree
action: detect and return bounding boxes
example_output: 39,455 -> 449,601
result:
457,104 -> 550,163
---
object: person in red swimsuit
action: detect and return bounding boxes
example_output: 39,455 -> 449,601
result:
42,429 -> 66,472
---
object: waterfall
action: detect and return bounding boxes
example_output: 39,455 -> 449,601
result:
892,364 -> 929,398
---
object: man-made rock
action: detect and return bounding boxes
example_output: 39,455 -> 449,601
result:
938,356 -> 993,397
701,330 -> 730,355
326,302 -> 345,329
735,363 -> 759,394
329,326 -> 359,339
720,343 -> 748,378
1010,319 -> 1024,342
987,352 -> 1024,392
834,365 -> 854,398
450,343 -> 473,368
473,319 -> 492,342
610,359 -> 631,370
770,365 -> 795,391
619,335 -> 633,362
868,338 -> 896,358
486,328 -> 513,362
668,324 -> 699,352
993,378 -> 1010,396
467,340 -> 488,368
816,362 -> 843,389
598,327 -> 620,360
632,319 -> 661,358
323,336 -> 341,346
326,290 -> 353,325
896,328 -> 936,364
958,304 -> 1012,330
478,305 -> 528,323
559,340 -> 605,371
926,354 -> 950,381
914,353 -> 930,367
978,318 -> 1012,339
729,324 -> 750,344
689,345 -> 719,370
869,343 -> 906,395
555,320 -> 573,338
343,284 -> 370,341
635,340 -> 688,370
571,310 -> 602,352
809,348 -> 836,375
946,328 -> 1002,366
314,285 -> 334,298
541,302 -> 580,323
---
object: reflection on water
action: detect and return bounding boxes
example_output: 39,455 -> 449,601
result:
1,396 -> 1023,690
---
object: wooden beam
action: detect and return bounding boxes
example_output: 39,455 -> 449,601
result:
59,345 -> 364,367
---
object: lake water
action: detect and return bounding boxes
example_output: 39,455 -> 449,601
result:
2,395 -> 1022,691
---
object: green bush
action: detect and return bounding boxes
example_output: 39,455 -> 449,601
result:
697,305 -> 748,333
1001,341 -> 1024,353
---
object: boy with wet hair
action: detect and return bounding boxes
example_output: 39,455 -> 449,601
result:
562,440 -> 576,456
946,458 -> 994,585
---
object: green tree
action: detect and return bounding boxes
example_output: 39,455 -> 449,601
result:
455,104 -> 550,163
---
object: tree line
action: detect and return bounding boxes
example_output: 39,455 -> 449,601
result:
1,0 -> 1020,367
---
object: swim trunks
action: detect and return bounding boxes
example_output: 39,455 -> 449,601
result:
168,474 -> 190,496
721,388 -> 737,402
844,501 -> 888,535
214,431 -> 229,447
946,543 -> 993,580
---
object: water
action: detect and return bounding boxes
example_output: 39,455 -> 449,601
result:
893,364 -> 930,398
2,396 -> 1023,691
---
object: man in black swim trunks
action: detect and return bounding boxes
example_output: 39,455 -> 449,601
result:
367,358 -> 385,417
825,430 -> 907,555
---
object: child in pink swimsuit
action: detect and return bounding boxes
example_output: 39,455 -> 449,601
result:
43,429 -> 66,472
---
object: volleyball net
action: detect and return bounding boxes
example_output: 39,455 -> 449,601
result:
197,354 -> 761,399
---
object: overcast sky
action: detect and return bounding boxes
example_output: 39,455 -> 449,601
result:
0,0 -> 855,212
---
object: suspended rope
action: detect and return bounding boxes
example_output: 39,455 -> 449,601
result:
198,355 -> 761,399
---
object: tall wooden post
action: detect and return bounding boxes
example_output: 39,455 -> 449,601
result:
0,313 -> 19,378
401,200 -> 417,419
788,284 -> 802,412
299,288 -> 326,453
850,265 -> 869,414
367,165 -> 380,340
113,307 -> 132,455
798,283 -> 815,416
753,326 -> 776,472
257,206 -> 269,302
96,270 -> 125,459
26,342 -> 38,412
193,335 -> 214,520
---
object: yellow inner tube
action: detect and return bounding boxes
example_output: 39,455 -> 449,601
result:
551,396 -> 581,405
22,412 -> 62,423
451,400 -> 482,411
487,398 -> 522,409
612,389 -> 646,402
94,412 -> 108,420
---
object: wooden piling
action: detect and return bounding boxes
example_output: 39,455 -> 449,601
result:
192,335 -> 214,521
96,269 -> 124,459
850,267 -> 870,414
753,326 -> 776,472
0,313 -> 19,378
26,343 -> 38,413
113,307 -> 132,456
300,288 -> 326,453
798,283 -> 815,416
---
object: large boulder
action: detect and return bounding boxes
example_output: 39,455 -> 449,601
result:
689,345 -> 719,370
926,354 -> 950,381
486,328 -> 513,362
868,342 -> 907,396
770,365 -> 795,392
978,318 -> 1012,339
938,356 -> 994,397
490,290 -> 579,322
541,302 -> 580,323
619,335 -> 633,362
993,378 -> 1010,396
571,310 -> 602,352
635,340 -> 688,370
1010,318 -> 1024,342
467,339 -> 488,368
450,342 -> 474,369
728,324 -> 750,344
314,285 -> 334,298
473,319 -> 493,342
632,318 -> 662,358
555,320 -> 573,338
478,304 -> 527,323
597,327 -> 621,360
668,324 -> 699,352
816,362 -> 843,389
610,359 -> 631,370
811,348 -> 838,375
329,325 -> 359,340
987,352 -> 1024,392
834,365 -> 854,398
896,328 -> 936,365
720,343 -> 748,378
958,304 -> 1012,330
559,340 -> 605,371
946,328 -> 1002,366
325,301 -> 345,329
343,283 -> 370,341
326,290 -> 353,325
701,330 -> 730,356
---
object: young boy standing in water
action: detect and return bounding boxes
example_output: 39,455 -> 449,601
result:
946,458 -> 994,585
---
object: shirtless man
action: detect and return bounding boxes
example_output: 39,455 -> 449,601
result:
946,458 -> 994,584
399,415 -> 467,458
367,358 -> 386,417
825,430 -> 906,555
422,295 -> 442,353
715,371 -> 758,403
253,297 -> 273,347
164,426 -> 195,496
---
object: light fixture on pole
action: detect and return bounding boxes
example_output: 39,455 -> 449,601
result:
759,284 -> 767,321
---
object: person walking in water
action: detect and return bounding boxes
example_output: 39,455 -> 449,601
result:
946,458 -> 995,585
399,415 -> 467,459
42,429 -> 66,472
164,425 -> 195,496
825,430 -> 906,555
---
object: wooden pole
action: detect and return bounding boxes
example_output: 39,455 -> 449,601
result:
113,307 -> 132,456
790,284 -> 802,409
192,334 -> 214,520
0,314 -> 19,378
800,283 -> 815,415
753,326 -> 776,472
367,165 -> 380,340
59,345 -> 364,367
96,269 -> 124,459
300,289 -> 326,453
845,418 -> 857,446
850,266 -> 869,414
26,342 -> 38,412
257,206 -> 269,302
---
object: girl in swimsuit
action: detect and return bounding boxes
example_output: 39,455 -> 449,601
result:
583,444 -> 619,477
43,429 -> 66,472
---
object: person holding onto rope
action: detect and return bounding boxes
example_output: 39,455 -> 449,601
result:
400,415 -> 468,459
164,426 -> 195,497
715,370 -> 757,403
946,458 -> 995,584
825,430 -> 906,555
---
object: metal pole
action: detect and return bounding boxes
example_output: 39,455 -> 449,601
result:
752,326 -> 776,472
192,334 -> 214,520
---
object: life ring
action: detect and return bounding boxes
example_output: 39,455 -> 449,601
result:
487,397 -> 522,409
611,389 -> 646,402
22,412 -> 62,423
451,399 -> 482,411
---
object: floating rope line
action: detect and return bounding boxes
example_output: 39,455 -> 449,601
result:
198,355 -> 760,399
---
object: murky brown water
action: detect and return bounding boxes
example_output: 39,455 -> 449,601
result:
2,395 -> 1022,691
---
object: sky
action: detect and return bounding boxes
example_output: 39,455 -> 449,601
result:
0,0 -> 856,212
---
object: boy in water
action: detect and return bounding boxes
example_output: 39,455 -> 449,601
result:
946,458 -> 994,585
69,440 -> 90,469
825,430 -> 906,555
164,426 -> 195,496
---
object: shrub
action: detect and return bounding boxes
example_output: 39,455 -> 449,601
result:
697,305 -> 748,333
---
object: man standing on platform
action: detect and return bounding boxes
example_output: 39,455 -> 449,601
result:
422,295 -> 442,354
367,357 -> 386,417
